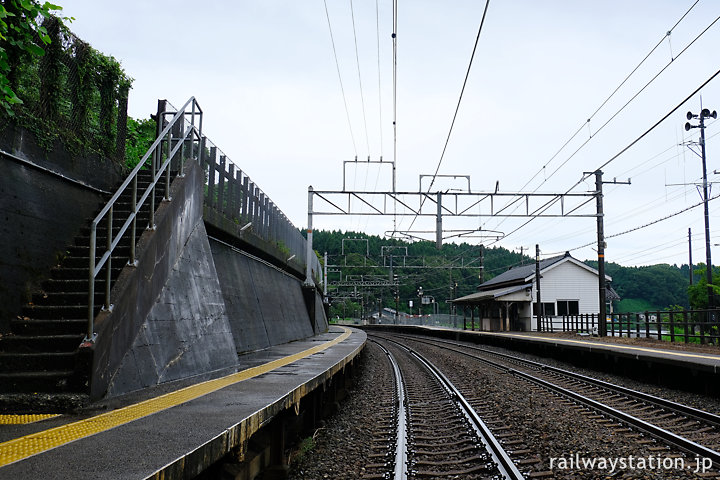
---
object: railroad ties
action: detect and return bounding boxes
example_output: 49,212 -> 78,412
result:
388,333 -> 720,478
366,337 -> 523,480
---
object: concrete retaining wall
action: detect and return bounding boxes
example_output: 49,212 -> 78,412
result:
0,124 -> 123,332
0,158 -> 103,332
210,239 -> 323,354
105,222 -> 237,396
87,161 -> 205,399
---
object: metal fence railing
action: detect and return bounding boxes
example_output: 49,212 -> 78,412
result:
199,132 -> 322,283
542,310 -> 720,345
85,97 -> 321,343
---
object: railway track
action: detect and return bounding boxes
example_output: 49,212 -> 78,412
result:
393,333 -> 720,472
367,337 -> 524,480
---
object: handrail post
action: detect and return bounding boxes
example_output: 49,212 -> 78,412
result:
105,206 -> 113,310
86,224 -> 97,342
165,128 -> 171,201
129,175 -> 137,266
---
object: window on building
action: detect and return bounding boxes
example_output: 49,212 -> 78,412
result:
534,302 -> 556,316
557,300 -> 579,316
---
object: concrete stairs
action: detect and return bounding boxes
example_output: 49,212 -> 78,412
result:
0,170 -> 171,395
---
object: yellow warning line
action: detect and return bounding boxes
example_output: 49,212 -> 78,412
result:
0,415 -> 59,425
0,327 -> 352,468
475,331 -> 720,361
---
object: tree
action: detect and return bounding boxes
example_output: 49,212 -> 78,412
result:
0,1 -> 68,115
687,265 -> 720,310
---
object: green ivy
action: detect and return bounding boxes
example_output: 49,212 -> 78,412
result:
1,3 -> 133,163
125,116 -> 156,169
0,0 -> 66,116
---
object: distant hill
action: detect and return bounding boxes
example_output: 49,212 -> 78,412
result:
310,230 -> 693,316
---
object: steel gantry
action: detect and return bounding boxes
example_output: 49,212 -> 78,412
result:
305,174 -> 621,335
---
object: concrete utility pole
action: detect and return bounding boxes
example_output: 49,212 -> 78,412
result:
535,244 -> 542,332
685,107 -> 717,309
589,170 -> 630,337
689,228 -> 694,286
595,172 -> 606,337
479,245 -> 485,283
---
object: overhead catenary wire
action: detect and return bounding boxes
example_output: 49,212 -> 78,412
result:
515,0 -> 702,195
551,12 -> 720,182
323,0 -> 358,156
516,121 -> 719,247
567,193 -> 720,253
404,0 -> 491,234
490,66 -> 720,248
349,0 -> 371,159
487,5 -> 716,235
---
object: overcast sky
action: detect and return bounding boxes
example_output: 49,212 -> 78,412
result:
59,1 -> 720,268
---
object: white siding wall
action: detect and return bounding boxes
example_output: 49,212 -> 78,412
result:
530,261 -> 599,314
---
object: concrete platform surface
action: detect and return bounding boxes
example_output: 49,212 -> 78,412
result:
0,325 -> 365,479
369,325 -> 720,371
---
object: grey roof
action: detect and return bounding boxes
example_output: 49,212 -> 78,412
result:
453,283 -> 531,304
606,285 -> 621,301
479,253 -> 569,289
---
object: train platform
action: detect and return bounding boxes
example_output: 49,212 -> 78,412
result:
363,324 -> 720,395
0,325 -> 365,480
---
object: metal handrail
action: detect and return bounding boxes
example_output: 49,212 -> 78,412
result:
85,97 -> 203,342
84,96 -> 322,345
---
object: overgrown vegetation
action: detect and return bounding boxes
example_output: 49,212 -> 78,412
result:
124,116 -> 155,168
1,1 -> 133,162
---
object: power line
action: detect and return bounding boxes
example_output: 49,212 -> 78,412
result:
405,0 -> 491,234
323,0 -> 357,156
595,65 -> 720,174
567,193 -> 720,253
427,0 -> 491,192
551,12 -> 720,181
487,4 -> 715,237
495,65 -> 720,247
349,0 -> 371,158
515,1 -> 703,195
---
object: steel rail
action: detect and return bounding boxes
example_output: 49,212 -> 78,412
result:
405,335 -> 720,429
397,334 -> 720,468
374,335 -> 525,480
372,340 -> 408,480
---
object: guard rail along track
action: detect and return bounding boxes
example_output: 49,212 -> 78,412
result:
368,336 -> 524,480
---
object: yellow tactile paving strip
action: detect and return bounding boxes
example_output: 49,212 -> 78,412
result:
476,331 -> 720,361
0,327 -> 352,468
0,415 -> 59,425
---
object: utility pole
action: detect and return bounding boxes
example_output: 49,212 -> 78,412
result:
535,244 -> 542,332
685,107 -> 717,310
588,170 -> 630,337
595,172 -> 606,337
323,252 -> 328,296
479,245 -> 485,283
689,228 -> 694,286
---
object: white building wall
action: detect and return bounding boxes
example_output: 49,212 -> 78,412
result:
530,261 -> 600,314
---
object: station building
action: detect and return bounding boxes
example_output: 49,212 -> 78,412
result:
452,252 -> 617,332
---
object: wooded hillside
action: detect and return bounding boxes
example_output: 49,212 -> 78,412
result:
312,230 -> 694,317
